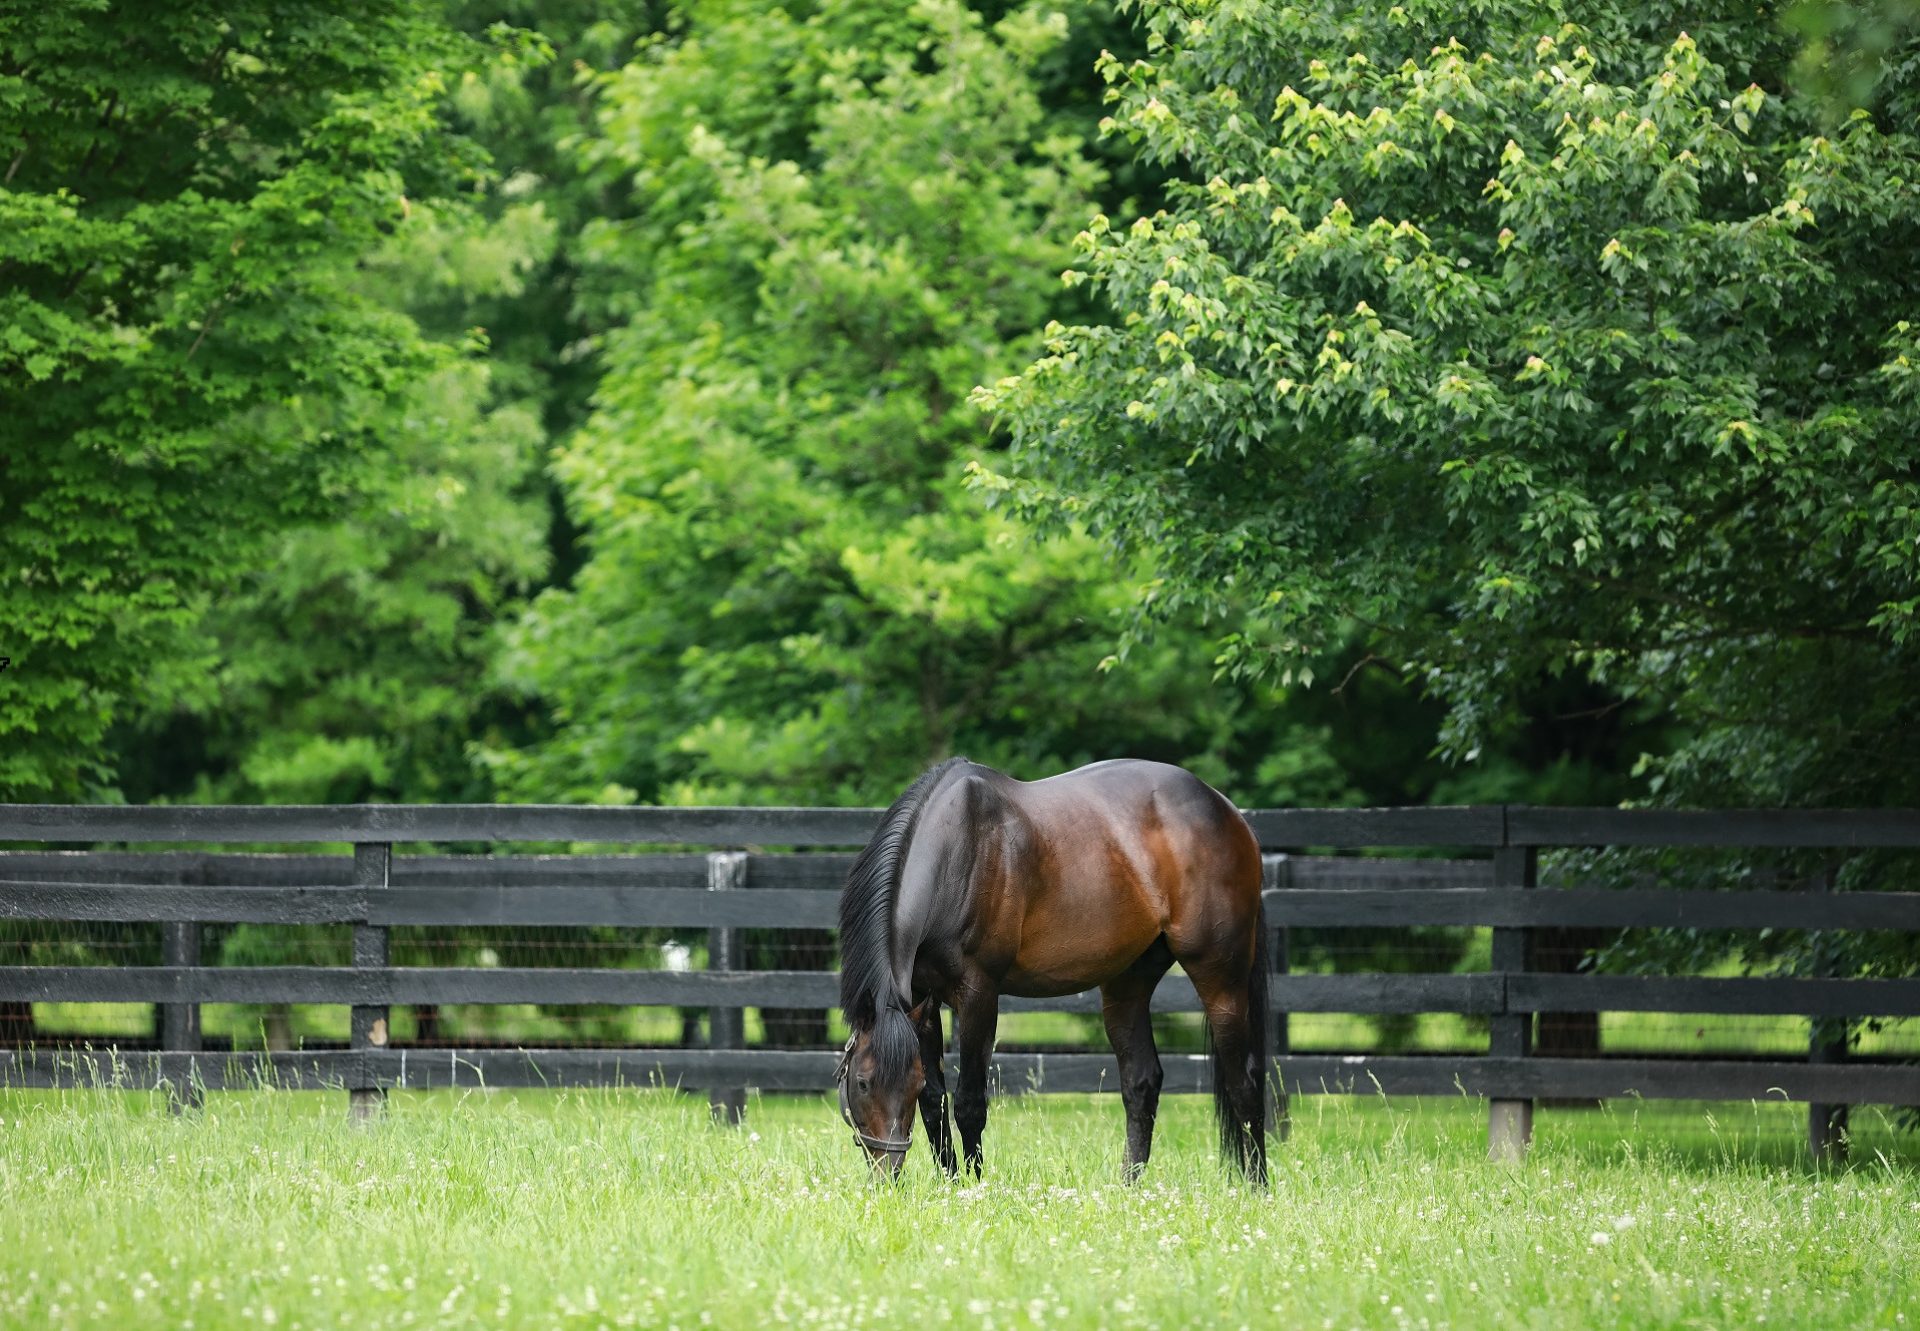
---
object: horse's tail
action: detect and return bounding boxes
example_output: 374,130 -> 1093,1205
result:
1210,901 -> 1270,1181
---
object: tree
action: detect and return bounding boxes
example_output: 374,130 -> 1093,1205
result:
489,0 -> 1358,1047
0,2 -> 499,801
975,0 -> 1920,1063
976,0 -> 1920,803
489,0 -> 1308,812
85,4 -> 660,1049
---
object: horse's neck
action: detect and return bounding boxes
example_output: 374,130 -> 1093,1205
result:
888,841 -> 942,1000
890,774 -> 1003,996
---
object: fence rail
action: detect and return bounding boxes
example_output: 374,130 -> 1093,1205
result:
3,802 -> 1917,1162
8,802 -> 1920,847
4,1048 -> 1915,1103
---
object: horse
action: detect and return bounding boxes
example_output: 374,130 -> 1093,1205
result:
834,756 -> 1269,1183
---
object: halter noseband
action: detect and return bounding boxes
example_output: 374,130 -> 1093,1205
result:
835,1033 -> 913,1160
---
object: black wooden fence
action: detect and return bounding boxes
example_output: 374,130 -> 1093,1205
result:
2,803 -> 1916,1160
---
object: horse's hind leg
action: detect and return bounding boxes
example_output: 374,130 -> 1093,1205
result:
953,981 -> 999,1176
1101,938 -> 1174,1182
1183,960 -> 1269,1184
915,1001 -> 958,1177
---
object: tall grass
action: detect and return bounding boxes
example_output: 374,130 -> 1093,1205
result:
1,1087 -> 1914,1329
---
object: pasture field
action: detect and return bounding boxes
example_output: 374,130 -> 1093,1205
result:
1,1087 -> 1915,1331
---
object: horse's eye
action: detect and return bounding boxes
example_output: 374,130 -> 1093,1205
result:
856,1076 -> 871,1094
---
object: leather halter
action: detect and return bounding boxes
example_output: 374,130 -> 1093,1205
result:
835,1033 -> 912,1160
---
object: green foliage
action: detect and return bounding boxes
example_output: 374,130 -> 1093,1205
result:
976,1 -> 1920,810
139,351 -> 552,805
101,4 -> 666,807
0,3 -> 496,799
1785,0 -> 1920,108
975,1 -> 1920,1042
490,0 -> 1314,807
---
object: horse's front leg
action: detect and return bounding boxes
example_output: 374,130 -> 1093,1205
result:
915,1000 -> 958,1177
952,983 -> 1000,1177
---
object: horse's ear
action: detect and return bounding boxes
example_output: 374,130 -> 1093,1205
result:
907,998 -> 931,1025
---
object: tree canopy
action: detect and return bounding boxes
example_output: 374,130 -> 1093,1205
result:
484,0 -> 1339,808
6,0 -> 1912,824
0,2 -> 500,798
976,0 -> 1920,809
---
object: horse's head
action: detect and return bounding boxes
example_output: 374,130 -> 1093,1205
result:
835,1002 -> 925,1177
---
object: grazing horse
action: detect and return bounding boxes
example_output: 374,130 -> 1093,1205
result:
835,757 -> 1268,1182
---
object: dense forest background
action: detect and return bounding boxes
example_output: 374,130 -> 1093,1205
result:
4,0 -> 1711,815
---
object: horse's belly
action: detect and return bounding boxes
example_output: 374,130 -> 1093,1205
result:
999,903 -> 1163,997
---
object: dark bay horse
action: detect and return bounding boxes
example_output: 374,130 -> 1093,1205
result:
835,757 -> 1269,1182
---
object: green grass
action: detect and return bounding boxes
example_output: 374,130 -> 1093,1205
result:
2,1090 -> 1916,1330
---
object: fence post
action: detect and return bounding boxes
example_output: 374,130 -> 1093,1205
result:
1488,844 -> 1537,1163
1263,853 -> 1290,1142
350,842 -> 391,1122
1809,859 -> 1848,1164
160,921 -> 202,1111
707,850 -> 748,1125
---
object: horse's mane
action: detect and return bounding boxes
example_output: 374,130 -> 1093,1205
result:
839,755 -> 970,1079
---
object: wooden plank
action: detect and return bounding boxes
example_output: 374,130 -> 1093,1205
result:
0,967 -> 1508,1014
1260,888 -> 1920,931
1268,973 -> 1503,1014
992,976 -> 1477,1017
394,855 -> 713,887
0,883 -> 367,923
7,802 -> 1915,851
0,850 -> 725,887
10,880 -> 1912,932
1280,857 -> 1491,889
1809,862 -> 1850,1164
6,1047 -> 1914,1102
159,920 -> 201,1110
0,848 -> 1410,893
350,843 -> 391,1120
706,851 -> 748,1124
0,850 -> 832,890
1509,974 -> 1920,1018
371,886 -> 841,928
1273,1055 -> 1920,1103
1508,806 -> 1920,848
1486,846 -> 1537,1160
0,1050 -> 360,1091
18,967 -> 1915,1018
1242,807 -> 1504,848
747,855 -> 857,889
997,987 -> 1160,1015
0,966 -> 848,1006
0,851 -> 351,884
0,805 -> 884,847
1265,853 -> 1290,1139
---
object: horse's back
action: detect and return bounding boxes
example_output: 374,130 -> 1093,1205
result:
979,759 -> 1262,994
1023,759 -> 1258,877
